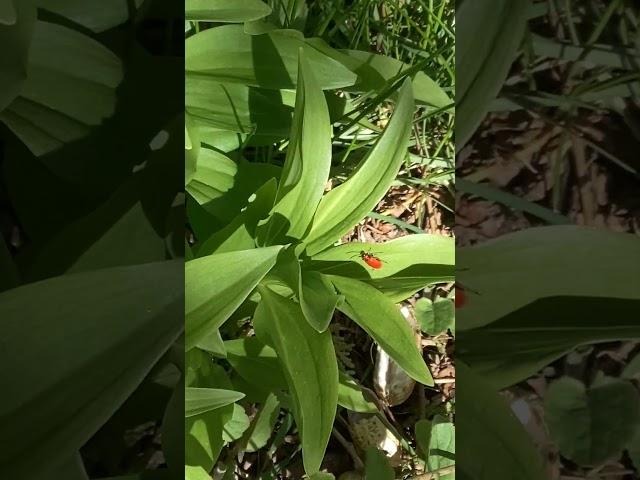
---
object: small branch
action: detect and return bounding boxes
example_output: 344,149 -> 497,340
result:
331,427 -> 364,471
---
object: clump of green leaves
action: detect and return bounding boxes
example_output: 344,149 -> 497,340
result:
184,0 -> 453,477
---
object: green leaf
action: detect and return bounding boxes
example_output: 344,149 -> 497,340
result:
224,337 -> 288,391
186,148 -> 238,205
187,153 -> 280,226
185,246 -> 282,350
531,34 -> 639,69
628,426 -> 640,472
416,297 -> 454,336
186,25 -> 357,90
186,0 -> 271,22
457,178 -> 571,225
222,403 -> 251,442
40,454 -> 88,480
300,271 -> 340,332
310,234 -> 454,301
254,287 -> 339,475
303,80 -> 414,255
341,49 -> 451,108
185,360 -> 234,472
0,235 -> 19,292
197,178 -> 277,256
427,417 -> 455,479
257,49 -> 332,245
622,353 -> 640,381
186,77 -> 292,136
415,419 -> 432,461
25,174 -> 166,280
457,226 -> 640,330
37,0 -> 143,33
0,0 -> 16,25
242,392 -> 281,452
457,362 -> 547,480
185,387 -> 245,417
458,296 -> 640,390
0,261 -> 183,479
544,376 -> 640,465
338,371 -> 379,413
364,447 -> 394,480
456,0 -> 530,150
162,381 -> 185,474
0,20 -> 123,156
185,466 -> 213,480
0,1 -> 34,112
330,275 -> 433,386
196,329 -> 227,357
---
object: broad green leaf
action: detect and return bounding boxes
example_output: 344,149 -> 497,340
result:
271,248 -> 339,332
162,381 -> 185,475
415,419 -> 432,461
185,388 -> 245,417
222,403 -> 251,442
0,235 -> 19,292
622,354 -> 640,380
300,271 -> 340,332
187,153 -> 280,226
457,226 -> 640,330
531,34 -> 639,69
257,49 -> 332,245
0,261 -> 183,479
24,174 -> 166,281
427,418 -> 455,479
310,234 -> 454,301
458,296 -> 640,390
37,0 -> 143,32
242,392 -> 281,452
457,362 -> 547,480
40,454 -> 88,480
456,0 -> 529,150
457,178 -> 571,225
197,178 -> 277,256
330,275 -> 433,386
185,360 -> 234,472
224,337 -> 288,391
0,20 -> 123,156
186,148 -> 237,205
0,0 -> 16,24
545,376 -> 640,465
186,0 -> 271,22
628,427 -> 640,472
185,246 -> 282,350
309,474 -> 335,480
303,80 -> 414,255
185,466 -> 212,480
364,447 -> 394,480
254,287 -> 339,475
416,297 -> 454,335
186,76 -> 292,136
0,1 -> 34,112
338,372 -> 379,413
342,49 -> 451,108
305,38 -> 450,108
186,25 -> 357,90
195,328 -> 227,357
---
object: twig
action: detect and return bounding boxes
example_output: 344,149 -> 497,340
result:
331,427 -> 364,470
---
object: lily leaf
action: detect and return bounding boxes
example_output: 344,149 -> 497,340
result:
0,261 -> 183,479
185,246 -> 282,350
303,80 -> 414,255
